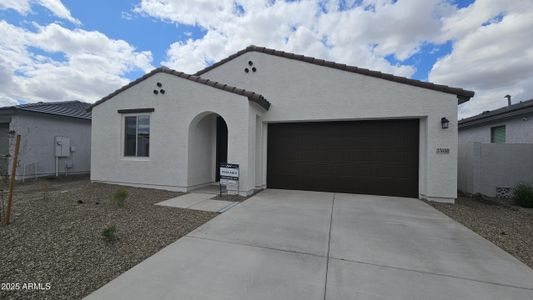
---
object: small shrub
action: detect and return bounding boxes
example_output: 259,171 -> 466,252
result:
40,181 -> 50,201
101,225 -> 117,242
512,183 -> 533,208
112,189 -> 128,207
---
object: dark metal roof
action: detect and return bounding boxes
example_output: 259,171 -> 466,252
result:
0,100 -> 91,120
195,45 -> 475,103
459,98 -> 533,129
89,67 -> 270,111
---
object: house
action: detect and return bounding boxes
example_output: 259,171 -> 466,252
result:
459,98 -> 533,144
458,98 -> 533,198
89,45 -> 474,203
0,101 -> 91,181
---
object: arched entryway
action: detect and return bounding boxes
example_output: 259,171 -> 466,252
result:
187,112 -> 228,188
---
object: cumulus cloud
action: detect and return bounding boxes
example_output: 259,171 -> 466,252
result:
430,0 -> 533,117
137,0 -> 435,77
0,0 -> 81,25
0,21 -> 153,106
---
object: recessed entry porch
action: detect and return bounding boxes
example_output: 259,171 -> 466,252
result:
187,112 -> 228,190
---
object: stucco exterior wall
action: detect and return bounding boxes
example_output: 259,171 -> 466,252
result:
187,113 -> 217,187
458,142 -> 533,197
91,72 -> 262,194
202,52 -> 459,202
459,112 -> 533,144
6,112 -> 91,179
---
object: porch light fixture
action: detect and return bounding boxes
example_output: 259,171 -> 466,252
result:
441,117 -> 449,129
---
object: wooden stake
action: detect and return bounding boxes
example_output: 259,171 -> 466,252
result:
4,134 -> 21,225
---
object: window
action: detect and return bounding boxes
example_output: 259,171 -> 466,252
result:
491,125 -> 506,143
124,115 -> 150,156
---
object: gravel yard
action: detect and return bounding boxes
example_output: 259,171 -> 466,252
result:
0,176 -> 217,300
429,196 -> 533,269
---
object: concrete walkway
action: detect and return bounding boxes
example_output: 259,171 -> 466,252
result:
155,192 -> 238,212
86,190 -> 533,300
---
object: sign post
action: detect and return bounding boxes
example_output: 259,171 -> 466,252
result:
4,134 -> 21,225
219,163 -> 239,197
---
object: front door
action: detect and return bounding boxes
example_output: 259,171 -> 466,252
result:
215,116 -> 228,182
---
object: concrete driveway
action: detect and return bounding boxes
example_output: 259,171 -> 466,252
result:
86,190 -> 533,299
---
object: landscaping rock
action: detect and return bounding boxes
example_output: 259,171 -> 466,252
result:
0,176 -> 216,300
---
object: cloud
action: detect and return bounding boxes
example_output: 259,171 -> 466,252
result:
138,0 -> 434,77
0,21 -> 153,106
429,0 -> 533,118
0,0 -> 81,25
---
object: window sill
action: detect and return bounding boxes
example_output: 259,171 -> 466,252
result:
120,157 -> 151,162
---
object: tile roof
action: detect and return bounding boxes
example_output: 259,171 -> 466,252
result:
459,98 -> 533,128
89,67 -> 270,110
0,100 -> 91,120
195,45 -> 475,103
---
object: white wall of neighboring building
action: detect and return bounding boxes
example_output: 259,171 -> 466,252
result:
201,52 -> 459,202
458,143 -> 533,197
459,112 -> 533,144
6,112 -> 91,179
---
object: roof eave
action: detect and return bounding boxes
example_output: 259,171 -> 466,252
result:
89,67 -> 270,111
459,106 -> 533,129
195,45 -> 475,103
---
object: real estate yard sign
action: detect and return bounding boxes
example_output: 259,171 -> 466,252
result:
219,163 -> 239,185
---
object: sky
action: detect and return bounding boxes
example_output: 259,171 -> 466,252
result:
0,0 -> 532,118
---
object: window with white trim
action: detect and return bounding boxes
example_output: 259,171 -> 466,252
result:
124,115 -> 150,157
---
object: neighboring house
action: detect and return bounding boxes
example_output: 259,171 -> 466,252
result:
458,98 -> 533,198
0,101 -> 91,181
89,45 -> 474,203
459,98 -> 533,144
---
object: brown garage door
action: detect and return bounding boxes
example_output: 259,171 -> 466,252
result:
267,119 -> 419,198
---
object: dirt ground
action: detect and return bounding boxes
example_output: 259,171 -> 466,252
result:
429,196 -> 533,269
0,176 -> 217,300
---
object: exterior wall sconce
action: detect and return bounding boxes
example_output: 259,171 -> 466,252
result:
441,117 -> 449,129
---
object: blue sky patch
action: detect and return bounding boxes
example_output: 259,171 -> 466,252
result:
385,41 -> 453,81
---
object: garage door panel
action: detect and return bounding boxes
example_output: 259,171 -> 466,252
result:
267,120 -> 419,198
